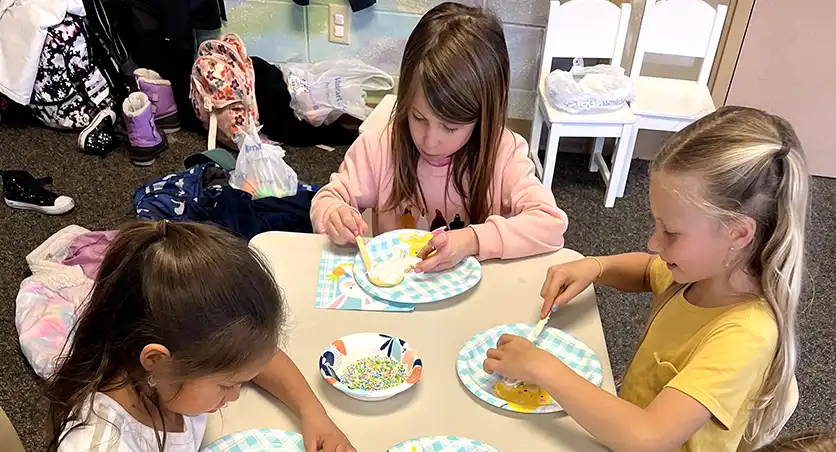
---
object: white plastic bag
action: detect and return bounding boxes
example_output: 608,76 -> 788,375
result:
231,121 -> 298,199
545,64 -> 634,114
280,59 -> 395,126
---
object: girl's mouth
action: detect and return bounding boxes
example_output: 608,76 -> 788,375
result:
419,150 -> 452,166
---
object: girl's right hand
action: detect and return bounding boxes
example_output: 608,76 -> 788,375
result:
325,206 -> 368,245
540,257 -> 602,318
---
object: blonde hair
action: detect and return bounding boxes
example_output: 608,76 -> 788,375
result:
386,2 -> 510,223
651,106 -> 809,445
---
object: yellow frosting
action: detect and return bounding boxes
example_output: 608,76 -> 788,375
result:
493,380 -> 553,412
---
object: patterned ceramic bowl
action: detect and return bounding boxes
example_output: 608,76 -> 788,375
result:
319,332 -> 423,401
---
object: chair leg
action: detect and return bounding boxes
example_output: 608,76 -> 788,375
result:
530,101 -> 544,156
605,124 -> 635,207
589,137 -> 604,172
618,123 -> 640,198
542,127 -> 560,189
529,106 -> 545,179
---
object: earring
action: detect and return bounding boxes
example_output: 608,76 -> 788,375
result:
725,247 -> 736,269
148,374 -> 157,388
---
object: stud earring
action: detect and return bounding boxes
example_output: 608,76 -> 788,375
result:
725,247 -> 736,269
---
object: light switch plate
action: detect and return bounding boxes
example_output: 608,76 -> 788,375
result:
328,4 -> 350,44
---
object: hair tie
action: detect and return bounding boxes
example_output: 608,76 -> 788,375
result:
774,144 -> 790,160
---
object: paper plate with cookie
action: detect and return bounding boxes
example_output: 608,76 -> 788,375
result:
456,323 -> 604,413
353,229 -> 481,304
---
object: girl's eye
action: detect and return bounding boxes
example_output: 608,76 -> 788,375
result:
442,125 -> 458,133
412,114 -> 426,123
220,384 -> 234,391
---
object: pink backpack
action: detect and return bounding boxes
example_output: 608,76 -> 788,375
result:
190,34 -> 259,149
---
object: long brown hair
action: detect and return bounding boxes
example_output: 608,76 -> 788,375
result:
386,2 -> 510,223
46,221 -> 284,451
755,430 -> 836,452
652,106 -> 809,444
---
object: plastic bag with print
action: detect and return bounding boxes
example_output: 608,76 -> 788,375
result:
280,59 -> 394,126
230,121 -> 298,199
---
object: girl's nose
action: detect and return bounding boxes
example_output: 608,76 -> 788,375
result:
647,231 -> 661,253
423,128 -> 441,151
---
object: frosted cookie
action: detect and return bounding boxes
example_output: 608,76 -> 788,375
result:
368,249 -> 421,288
493,379 -> 553,410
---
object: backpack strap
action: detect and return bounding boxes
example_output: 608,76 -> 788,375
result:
208,112 -> 218,150
81,0 -> 130,104
83,0 -> 130,67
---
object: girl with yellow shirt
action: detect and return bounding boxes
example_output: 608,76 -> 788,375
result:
483,107 -> 808,452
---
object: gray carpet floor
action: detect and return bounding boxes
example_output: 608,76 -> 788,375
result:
0,125 -> 833,450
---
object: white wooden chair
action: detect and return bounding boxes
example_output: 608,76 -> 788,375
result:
617,0 -> 728,197
529,0 -> 634,207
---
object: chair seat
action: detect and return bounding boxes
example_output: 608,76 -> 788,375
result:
539,82 -> 635,125
631,76 -> 716,120
359,94 -> 397,134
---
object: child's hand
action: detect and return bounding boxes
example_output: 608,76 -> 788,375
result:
482,334 -> 553,383
414,228 -> 479,273
301,409 -> 356,452
539,257 -> 601,319
325,205 -> 368,246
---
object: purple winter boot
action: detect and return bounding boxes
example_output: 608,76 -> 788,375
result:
123,92 -> 167,166
134,69 -> 181,133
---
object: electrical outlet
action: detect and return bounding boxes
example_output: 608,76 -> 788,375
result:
328,4 -> 350,44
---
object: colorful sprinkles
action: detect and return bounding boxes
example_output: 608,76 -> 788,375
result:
340,356 -> 408,391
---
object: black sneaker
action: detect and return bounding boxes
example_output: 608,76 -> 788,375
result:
2,171 -> 75,215
78,108 -> 119,156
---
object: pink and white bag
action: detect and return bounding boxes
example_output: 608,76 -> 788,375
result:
190,34 -> 259,149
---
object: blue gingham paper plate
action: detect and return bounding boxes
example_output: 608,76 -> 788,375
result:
388,436 -> 499,452
200,429 -> 303,452
353,229 -> 482,304
456,323 -> 603,413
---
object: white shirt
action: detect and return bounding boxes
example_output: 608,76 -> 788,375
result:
58,392 -> 208,452
0,0 -> 88,104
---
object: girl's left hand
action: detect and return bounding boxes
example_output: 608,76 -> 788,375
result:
482,334 -> 554,383
301,410 -> 355,452
414,228 -> 479,273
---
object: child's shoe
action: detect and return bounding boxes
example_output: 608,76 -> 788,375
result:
123,92 -> 167,166
78,108 -> 119,156
2,170 -> 75,215
134,69 -> 181,133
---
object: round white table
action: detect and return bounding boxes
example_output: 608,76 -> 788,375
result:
203,231 -> 615,451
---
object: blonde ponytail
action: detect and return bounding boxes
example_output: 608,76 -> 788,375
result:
746,138 -> 808,444
651,106 -> 810,445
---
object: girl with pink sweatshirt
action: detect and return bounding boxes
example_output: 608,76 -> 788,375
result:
310,2 -> 568,273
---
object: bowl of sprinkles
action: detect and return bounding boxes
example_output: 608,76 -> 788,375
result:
319,333 -> 423,401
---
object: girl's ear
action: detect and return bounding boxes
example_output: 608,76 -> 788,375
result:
729,216 -> 757,250
139,343 -> 172,372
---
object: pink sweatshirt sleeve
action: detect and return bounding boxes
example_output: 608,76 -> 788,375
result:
470,133 -> 568,260
310,133 -> 383,234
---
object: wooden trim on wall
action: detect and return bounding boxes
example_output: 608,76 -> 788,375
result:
709,0 -> 755,106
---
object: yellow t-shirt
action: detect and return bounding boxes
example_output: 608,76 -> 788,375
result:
619,257 -> 778,452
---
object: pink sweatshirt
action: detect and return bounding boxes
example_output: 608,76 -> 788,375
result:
310,127 -> 568,260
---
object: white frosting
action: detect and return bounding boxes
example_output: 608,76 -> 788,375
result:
368,250 -> 422,286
